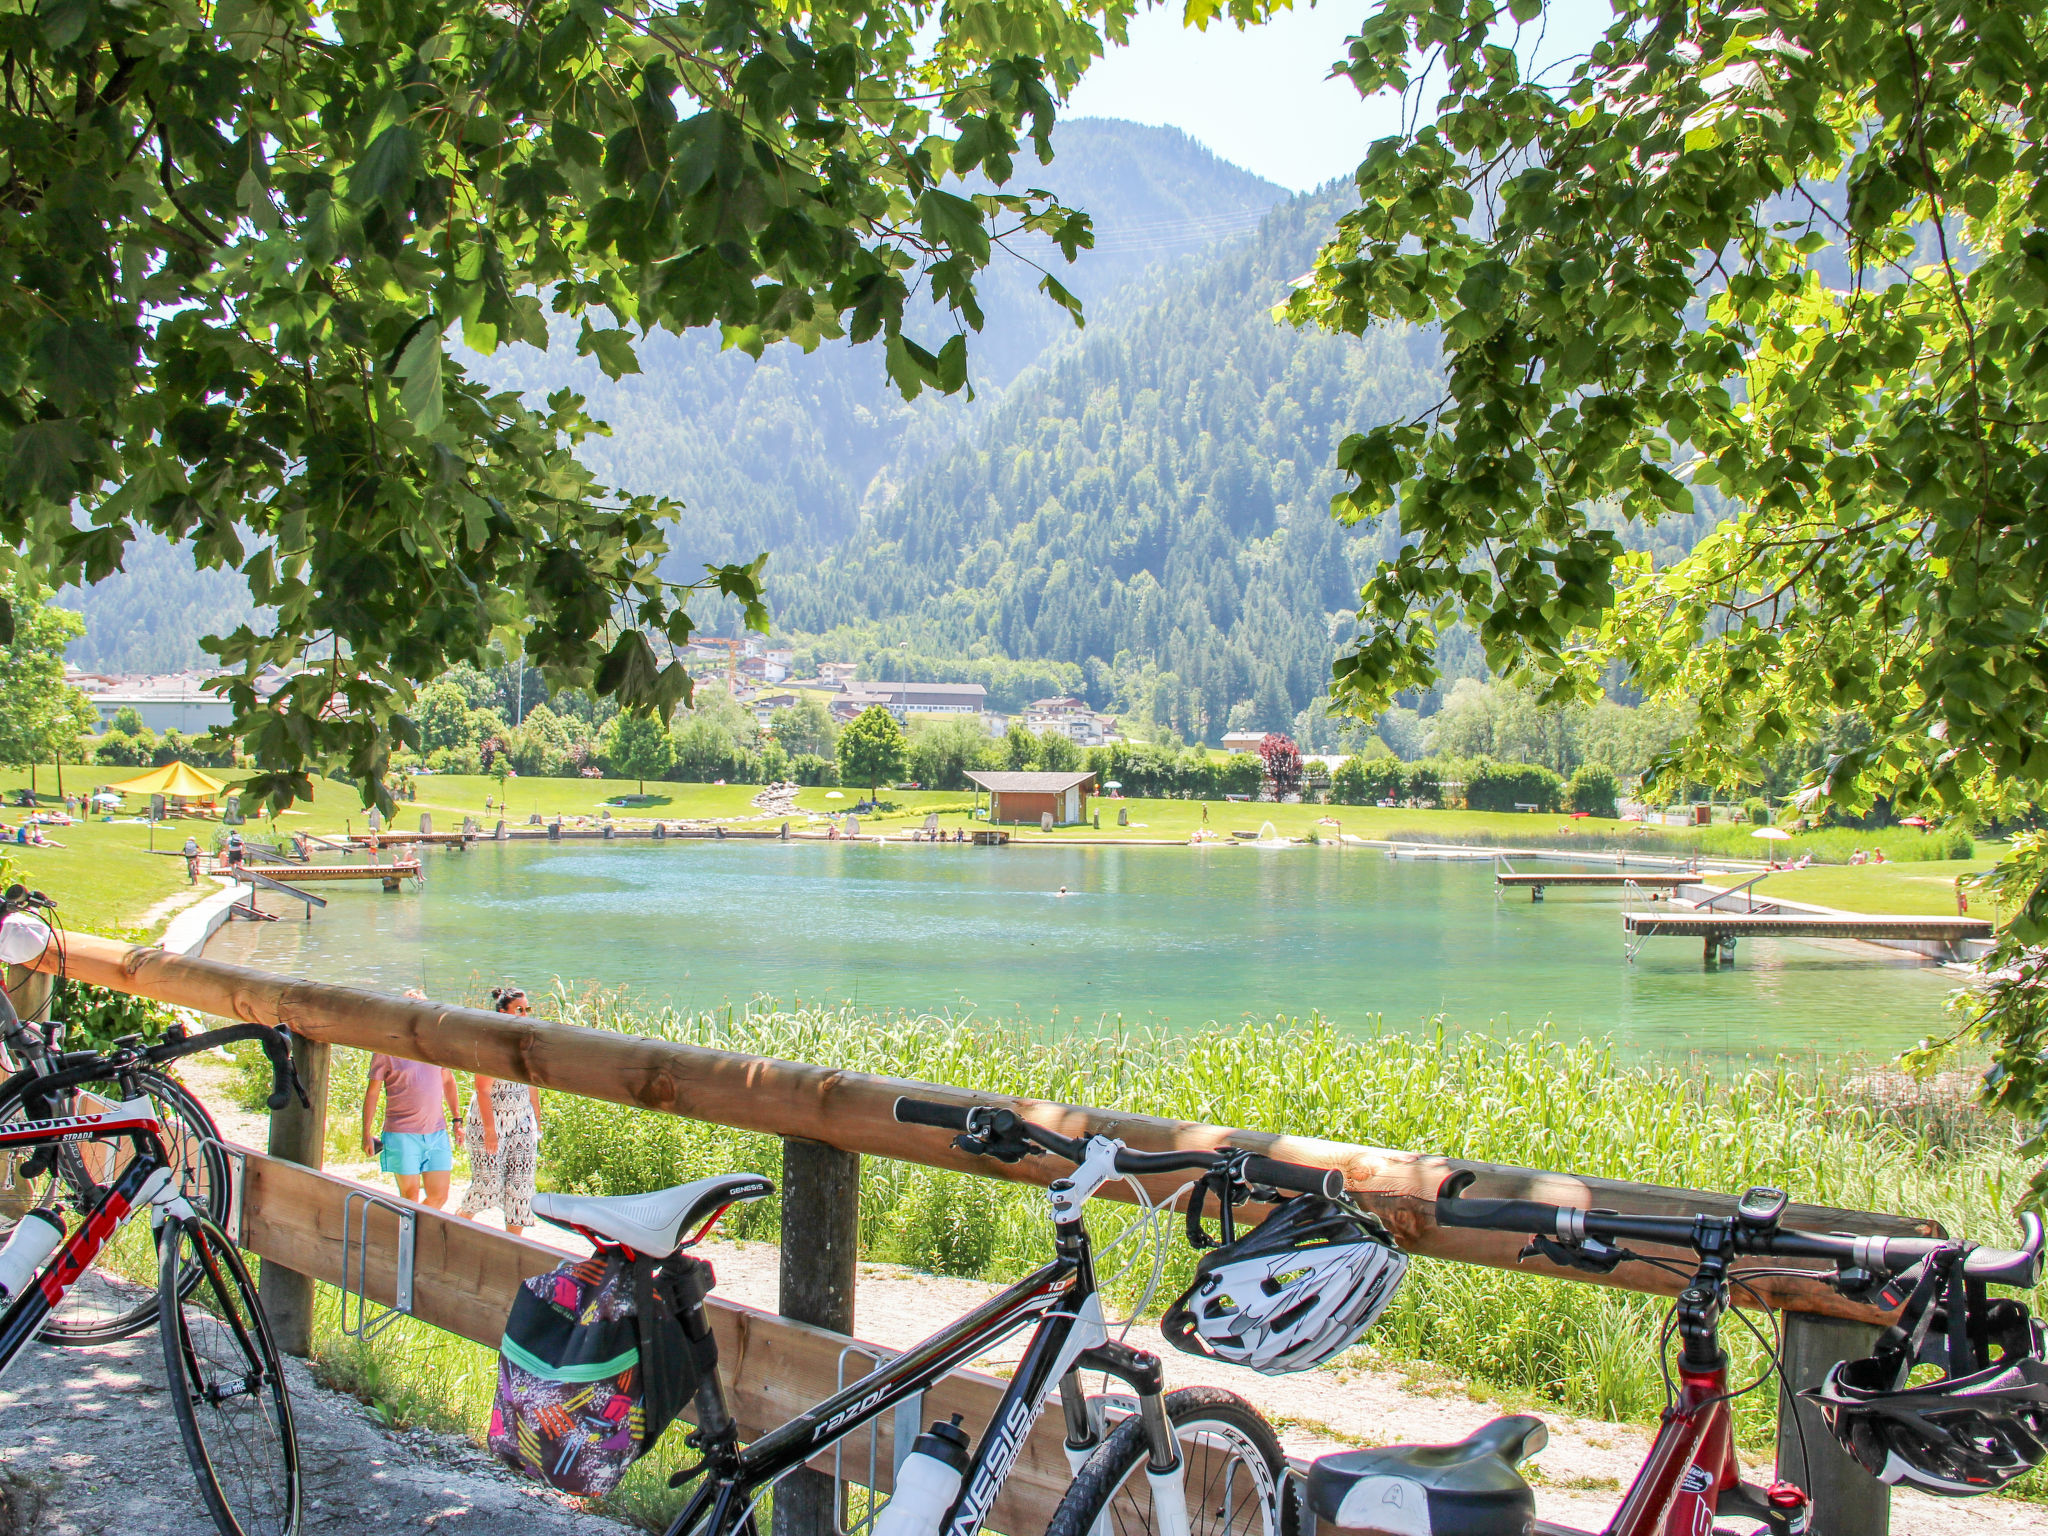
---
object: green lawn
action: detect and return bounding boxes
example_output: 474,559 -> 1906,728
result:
0,768 -> 208,935
1747,858 -> 2000,918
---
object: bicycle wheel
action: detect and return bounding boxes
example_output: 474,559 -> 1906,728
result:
160,1212 -> 301,1536
1046,1387 -> 1285,1536
0,1065 -> 229,1342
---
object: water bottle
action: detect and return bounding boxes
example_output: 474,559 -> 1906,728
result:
1764,1481 -> 1809,1536
872,1414 -> 971,1536
0,1209 -> 65,1301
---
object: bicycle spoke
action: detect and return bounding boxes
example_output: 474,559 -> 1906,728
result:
161,1218 -> 299,1536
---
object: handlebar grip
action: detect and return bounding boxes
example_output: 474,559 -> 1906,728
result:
893,1097 -> 972,1132
1434,1170 -> 1564,1236
1434,1196 -> 1564,1234
1242,1155 -> 1343,1198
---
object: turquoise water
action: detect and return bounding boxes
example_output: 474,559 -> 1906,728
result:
203,840 -> 1958,1064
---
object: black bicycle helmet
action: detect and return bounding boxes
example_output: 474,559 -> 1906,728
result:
1161,1192 -> 1407,1375
1808,1265 -> 2048,1496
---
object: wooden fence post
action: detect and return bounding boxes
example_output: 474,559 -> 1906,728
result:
1777,1311 -> 1889,1535
2,966 -> 52,1031
776,1136 -> 860,1536
257,1032 -> 331,1357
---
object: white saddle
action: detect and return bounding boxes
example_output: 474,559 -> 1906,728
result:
533,1172 -> 774,1254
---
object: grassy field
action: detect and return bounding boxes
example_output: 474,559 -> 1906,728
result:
1748,859 -> 1998,918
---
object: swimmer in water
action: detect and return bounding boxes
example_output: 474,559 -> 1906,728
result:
1057,886 -> 1068,897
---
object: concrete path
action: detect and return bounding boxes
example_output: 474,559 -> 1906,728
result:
0,1319 -> 621,1535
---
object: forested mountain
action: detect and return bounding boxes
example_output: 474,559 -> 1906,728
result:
60,120 -> 1288,672
57,119 -> 1717,747
773,190 -> 1449,740
461,120 -> 1288,580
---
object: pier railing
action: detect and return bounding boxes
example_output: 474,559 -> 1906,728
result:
24,931 -> 1927,1534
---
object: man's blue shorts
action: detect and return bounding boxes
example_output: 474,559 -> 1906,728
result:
379,1129 -> 453,1176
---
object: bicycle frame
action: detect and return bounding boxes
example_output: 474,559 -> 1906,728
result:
660,1146 -> 1183,1536
0,1098 -> 188,1375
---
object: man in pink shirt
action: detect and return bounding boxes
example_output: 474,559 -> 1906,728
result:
361,1051 -> 464,1208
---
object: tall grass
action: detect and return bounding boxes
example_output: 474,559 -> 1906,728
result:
232,996 -> 2042,1510
534,993 -> 2036,1457
1370,818 -> 1977,864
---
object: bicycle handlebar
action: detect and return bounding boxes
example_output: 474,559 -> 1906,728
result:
31,1023 -> 307,1113
1434,1171 -> 2046,1290
892,1097 -> 1342,1197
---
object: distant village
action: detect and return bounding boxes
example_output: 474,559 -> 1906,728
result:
62,641 -> 1262,754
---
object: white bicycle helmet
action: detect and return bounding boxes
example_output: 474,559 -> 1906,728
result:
1162,1193 -> 1408,1375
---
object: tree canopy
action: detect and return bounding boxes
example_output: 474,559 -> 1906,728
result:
0,579 -> 95,781
0,0 -> 1278,812
1291,0 -> 2048,816
837,704 -> 906,794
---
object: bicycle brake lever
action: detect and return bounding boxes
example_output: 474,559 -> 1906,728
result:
1523,1234 -> 1626,1275
951,1130 -> 1037,1165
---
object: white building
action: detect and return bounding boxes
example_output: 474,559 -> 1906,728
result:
841,681 -> 989,718
80,665 -> 296,735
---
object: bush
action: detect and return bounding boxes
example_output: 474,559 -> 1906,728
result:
1744,797 -> 1769,826
1467,759 -> 1565,814
1217,753 -> 1263,797
428,745 -> 483,775
50,978 -> 181,1052
1331,753 -> 1402,805
1565,763 -> 1620,819
90,729 -> 152,767
788,753 -> 838,787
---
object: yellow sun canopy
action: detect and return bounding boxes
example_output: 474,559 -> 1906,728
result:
103,761 -> 229,798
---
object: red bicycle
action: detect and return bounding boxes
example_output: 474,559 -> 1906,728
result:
1288,1174 -> 2046,1536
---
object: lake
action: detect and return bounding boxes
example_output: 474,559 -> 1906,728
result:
202,840 -> 1959,1064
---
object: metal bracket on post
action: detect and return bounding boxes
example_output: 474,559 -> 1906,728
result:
828,1343 -> 904,1536
339,1188 -> 417,1340
209,1141 -> 248,1246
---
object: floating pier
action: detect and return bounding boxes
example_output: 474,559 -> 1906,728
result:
1623,910 -> 1992,963
241,860 -> 421,892
1497,872 -> 1696,902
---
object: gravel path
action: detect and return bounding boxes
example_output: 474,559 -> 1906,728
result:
0,1310 -> 623,1535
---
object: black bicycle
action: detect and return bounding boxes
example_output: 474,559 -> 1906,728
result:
0,959 -> 308,1535
0,885 -> 238,1341
533,1098 -> 1338,1536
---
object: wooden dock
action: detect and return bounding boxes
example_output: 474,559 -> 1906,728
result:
241,861 -> 420,891
1498,872 -> 1696,901
1624,910 -> 1991,962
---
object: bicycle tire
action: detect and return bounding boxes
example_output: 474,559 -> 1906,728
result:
0,1065 -> 230,1343
160,1212 -> 302,1536
1045,1387 -> 1285,1536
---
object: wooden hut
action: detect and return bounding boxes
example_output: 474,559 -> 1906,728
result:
966,770 -> 1098,827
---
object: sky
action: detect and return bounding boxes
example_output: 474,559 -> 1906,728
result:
1066,0 -> 1617,192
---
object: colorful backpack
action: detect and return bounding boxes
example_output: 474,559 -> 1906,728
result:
490,1249 -> 713,1496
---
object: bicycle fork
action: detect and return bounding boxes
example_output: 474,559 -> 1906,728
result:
1060,1339 -> 1191,1536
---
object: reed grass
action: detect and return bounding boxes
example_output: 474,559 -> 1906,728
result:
535,994 -> 2037,1458
232,997 -> 2044,1511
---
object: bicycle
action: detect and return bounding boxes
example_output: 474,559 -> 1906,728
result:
1280,1173 -> 2047,1536
0,970 -> 308,1535
0,885 -> 239,1341
530,1097 -> 1337,1536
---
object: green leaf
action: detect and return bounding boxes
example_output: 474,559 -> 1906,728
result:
350,122 -> 418,216
35,0 -> 94,49
29,319 -> 128,413
393,319 -> 444,434
5,420 -> 94,503
576,321 -> 642,380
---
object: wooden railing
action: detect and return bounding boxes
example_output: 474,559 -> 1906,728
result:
28,931 -> 1921,1534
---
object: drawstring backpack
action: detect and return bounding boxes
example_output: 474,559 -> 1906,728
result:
490,1249 -> 715,1496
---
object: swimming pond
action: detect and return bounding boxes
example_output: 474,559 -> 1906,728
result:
202,840 -> 1960,1066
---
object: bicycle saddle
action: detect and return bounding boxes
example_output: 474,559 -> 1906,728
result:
534,1172 -> 774,1254
1304,1415 -> 1546,1536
